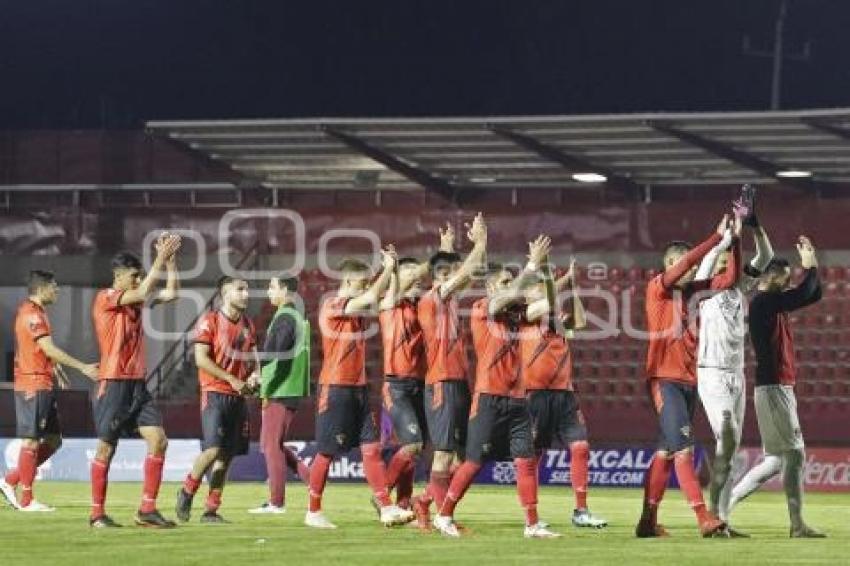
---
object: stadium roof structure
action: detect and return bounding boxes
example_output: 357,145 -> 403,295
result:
147,107 -> 850,199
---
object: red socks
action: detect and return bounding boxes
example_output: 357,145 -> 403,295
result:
641,453 -> 673,523
674,451 -> 709,523
205,489 -> 222,513
90,458 -> 109,519
426,469 -> 452,510
569,441 -> 590,510
308,453 -> 333,512
16,447 -> 38,507
515,458 -> 539,526
440,460 -> 481,517
5,443 -> 57,489
183,473 -> 201,495
385,450 -> 414,491
361,442 -> 392,507
140,454 -> 164,513
396,460 -> 415,507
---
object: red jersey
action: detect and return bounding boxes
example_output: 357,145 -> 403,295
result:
195,309 -> 257,395
379,298 -> 425,379
13,300 -> 54,393
520,320 -> 573,391
418,286 -> 468,385
644,232 -> 739,385
93,288 -> 145,380
318,296 -> 366,386
470,298 -> 523,398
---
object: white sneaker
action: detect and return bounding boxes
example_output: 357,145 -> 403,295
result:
304,511 -> 337,529
572,509 -> 608,528
524,522 -> 563,538
433,515 -> 461,538
0,478 -> 20,509
249,502 -> 286,514
379,504 -> 415,527
19,500 -> 56,513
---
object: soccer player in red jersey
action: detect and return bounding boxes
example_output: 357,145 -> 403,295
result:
434,236 -> 560,539
176,276 -> 260,523
522,258 -> 607,528
305,247 -> 415,529
89,233 -> 181,528
411,215 -> 488,528
635,214 -> 741,538
0,271 -> 98,511
378,255 -> 430,511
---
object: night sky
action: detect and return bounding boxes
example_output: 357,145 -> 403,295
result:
1,0 -> 848,128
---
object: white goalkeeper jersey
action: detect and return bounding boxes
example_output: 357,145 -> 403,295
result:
698,288 -> 747,370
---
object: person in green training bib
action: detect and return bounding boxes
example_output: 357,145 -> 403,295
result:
249,275 -> 311,514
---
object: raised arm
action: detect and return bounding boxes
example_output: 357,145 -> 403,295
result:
552,257 -> 577,293
152,254 -> 180,306
439,213 -> 487,299
749,226 -> 775,274
660,215 -> 728,290
489,235 -> 550,316
526,258 -> 557,323
346,246 -> 397,314
564,261 -> 587,331
119,233 -> 181,306
695,229 -> 733,282
779,236 -> 822,312
379,269 -> 401,311
439,222 -> 456,253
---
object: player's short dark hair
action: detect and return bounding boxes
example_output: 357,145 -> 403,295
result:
338,258 -> 371,276
217,275 -> 247,291
398,257 -> 420,268
111,252 -> 143,272
764,257 -> 790,276
274,274 -> 298,292
428,251 -> 461,275
662,240 -> 692,265
27,270 -> 56,295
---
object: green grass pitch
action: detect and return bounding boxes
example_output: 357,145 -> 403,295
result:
1,482 -> 846,565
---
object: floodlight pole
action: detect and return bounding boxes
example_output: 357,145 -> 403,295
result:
743,0 -> 811,110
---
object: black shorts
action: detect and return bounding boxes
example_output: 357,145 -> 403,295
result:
315,385 -> 380,456
528,389 -> 588,449
465,393 -> 535,464
201,391 -> 250,456
93,380 -> 163,444
424,380 -> 471,453
15,390 -> 61,440
383,378 -> 428,446
649,379 -> 697,453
